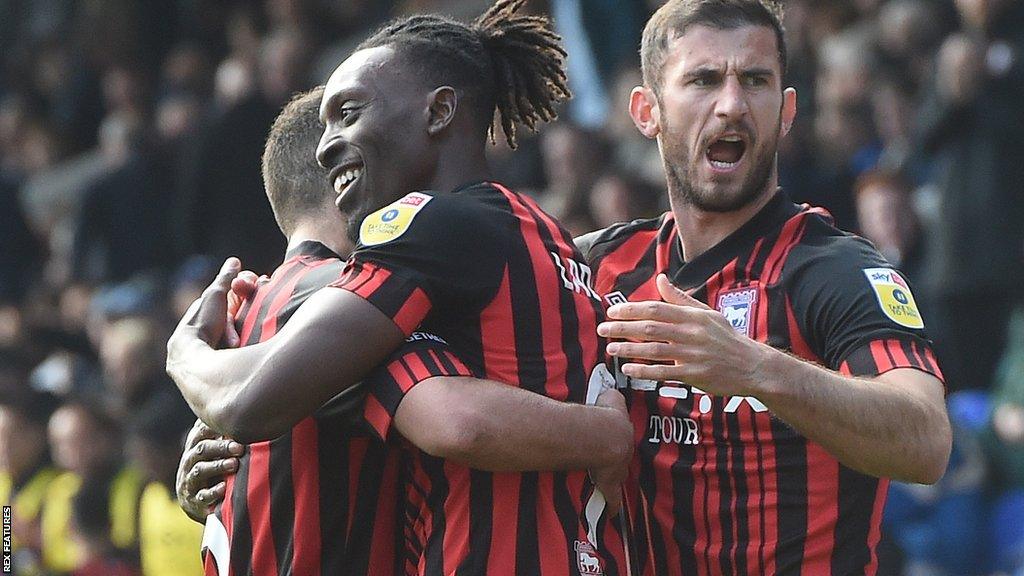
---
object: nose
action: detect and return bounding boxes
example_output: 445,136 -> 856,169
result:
316,127 -> 341,170
714,74 -> 749,121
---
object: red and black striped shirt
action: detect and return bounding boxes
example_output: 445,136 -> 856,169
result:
201,241 -> 472,576
580,192 -> 943,576
331,182 -> 627,576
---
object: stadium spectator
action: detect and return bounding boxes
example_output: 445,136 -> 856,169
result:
43,401 -> 144,573
69,476 -> 140,576
0,389 -> 60,576
917,0 -> 1024,393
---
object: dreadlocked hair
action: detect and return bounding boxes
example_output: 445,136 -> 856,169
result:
356,0 -> 570,148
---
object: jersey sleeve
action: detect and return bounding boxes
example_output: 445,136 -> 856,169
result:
328,191 -> 509,335
783,234 -> 943,381
359,332 -> 477,441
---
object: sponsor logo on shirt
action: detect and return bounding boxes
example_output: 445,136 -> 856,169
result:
863,268 -> 924,329
359,192 -> 433,246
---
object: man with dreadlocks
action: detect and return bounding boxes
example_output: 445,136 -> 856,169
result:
167,1 -> 630,574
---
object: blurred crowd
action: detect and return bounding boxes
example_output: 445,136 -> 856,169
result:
0,0 -> 1021,575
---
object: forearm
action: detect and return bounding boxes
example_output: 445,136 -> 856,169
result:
753,347 -> 951,484
397,378 -> 634,472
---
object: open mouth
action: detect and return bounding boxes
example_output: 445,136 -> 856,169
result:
331,163 -> 364,204
705,135 -> 747,172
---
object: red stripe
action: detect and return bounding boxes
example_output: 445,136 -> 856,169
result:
750,287 -> 777,576
246,443 -> 279,576
785,298 -> 820,362
388,359 -> 418,394
441,462 -> 471,575
744,407 -> 764,576
403,351 -> 433,383
393,287 -> 431,335
496,187 -> 569,399
345,441 -> 367,545
343,261 -> 393,298
799,443 -> 839,574
869,340 -> 896,373
290,418 -> 321,576
436,349 -> 472,377
262,262 -> 325,338
367,446 -> 401,576
884,340 -> 912,368
238,259 -> 300,344
486,474 -> 520,574
363,395 -> 390,441
762,214 -> 807,286
536,472 -> 570,574
594,229 -> 660,297
479,265 -> 518,385
864,478 -> 889,576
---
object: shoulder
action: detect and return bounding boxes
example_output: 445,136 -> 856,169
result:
357,187 -> 511,250
576,213 -> 671,263
783,209 -> 890,280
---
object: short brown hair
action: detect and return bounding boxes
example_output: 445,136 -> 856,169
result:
640,0 -> 786,94
262,86 -> 328,235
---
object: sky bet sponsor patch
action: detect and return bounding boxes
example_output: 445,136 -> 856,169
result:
863,268 -> 924,329
359,192 -> 432,246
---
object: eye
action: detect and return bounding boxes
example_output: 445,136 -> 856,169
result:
691,74 -> 718,87
741,74 -> 770,88
339,105 -> 361,124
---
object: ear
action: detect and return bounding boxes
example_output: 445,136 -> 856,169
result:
780,87 -> 797,138
426,86 -> 458,136
629,86 -> 660,139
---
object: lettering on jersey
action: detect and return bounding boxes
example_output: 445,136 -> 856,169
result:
359,192 -> 433,246
603,291 -> 628,307
574,540 -> 604,575
863,268 -> 924,329
647,415 -> 700,445
405,332 -> 447,344
551,253 -> 601,301
717,287 -> 758,336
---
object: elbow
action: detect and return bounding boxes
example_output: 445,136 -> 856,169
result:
418,405 -> 491,462
204,385 -> 293,444
902,416 -> 953,485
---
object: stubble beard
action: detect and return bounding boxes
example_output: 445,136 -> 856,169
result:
661,116 -> 780,214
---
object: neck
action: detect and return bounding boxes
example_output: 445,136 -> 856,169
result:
671,183 -> 777,262
288,216 -> 353,258
428,141 -> 491,193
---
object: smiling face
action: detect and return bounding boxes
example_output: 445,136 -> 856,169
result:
316,45 -> 437,239
633,25 -> 796,213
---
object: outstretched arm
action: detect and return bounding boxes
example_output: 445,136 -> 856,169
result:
167,259 -> 406,442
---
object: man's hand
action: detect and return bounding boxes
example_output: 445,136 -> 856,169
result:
169,258 -> 242,362
589,387 -> 631,514
176,419 -> 245,523
597,274 -> 769,397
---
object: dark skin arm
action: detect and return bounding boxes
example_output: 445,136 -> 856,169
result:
166,258 -> 406,443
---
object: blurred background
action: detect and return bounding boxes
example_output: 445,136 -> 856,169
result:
0,0 -> 1021,574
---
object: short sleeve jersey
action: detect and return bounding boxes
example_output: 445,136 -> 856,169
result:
579,191 -> 943,576
331,182 -> 627,576
202,241 -> 472,576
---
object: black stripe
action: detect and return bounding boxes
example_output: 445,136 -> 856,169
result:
316,413 -> 350,573
616,238 -> 661,300
515,473 -> 540,576
229,450 -> 254,576
268,430 -> 295,574
422,456 -> 449,575
551,471 -> 584,576
830,466 -> 879,575
348,442 -> 391,575
245,260 -> 307,345
274,260 -> 345,327
457,471 -> 493,575
669,394 -> 699,576
727,402 -> 750,575
503,205 -> 548,393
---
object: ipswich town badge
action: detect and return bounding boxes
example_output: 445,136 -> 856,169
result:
717,287 -> 758,337
575,540 -> 604,575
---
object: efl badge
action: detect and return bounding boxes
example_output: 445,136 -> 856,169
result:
359,192 -> 433,246
574,541 -> 604,575
863,268 -> 924,329
717,287 -> 758,336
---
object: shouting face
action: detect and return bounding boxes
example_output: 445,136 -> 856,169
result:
632,25 -> 796,213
